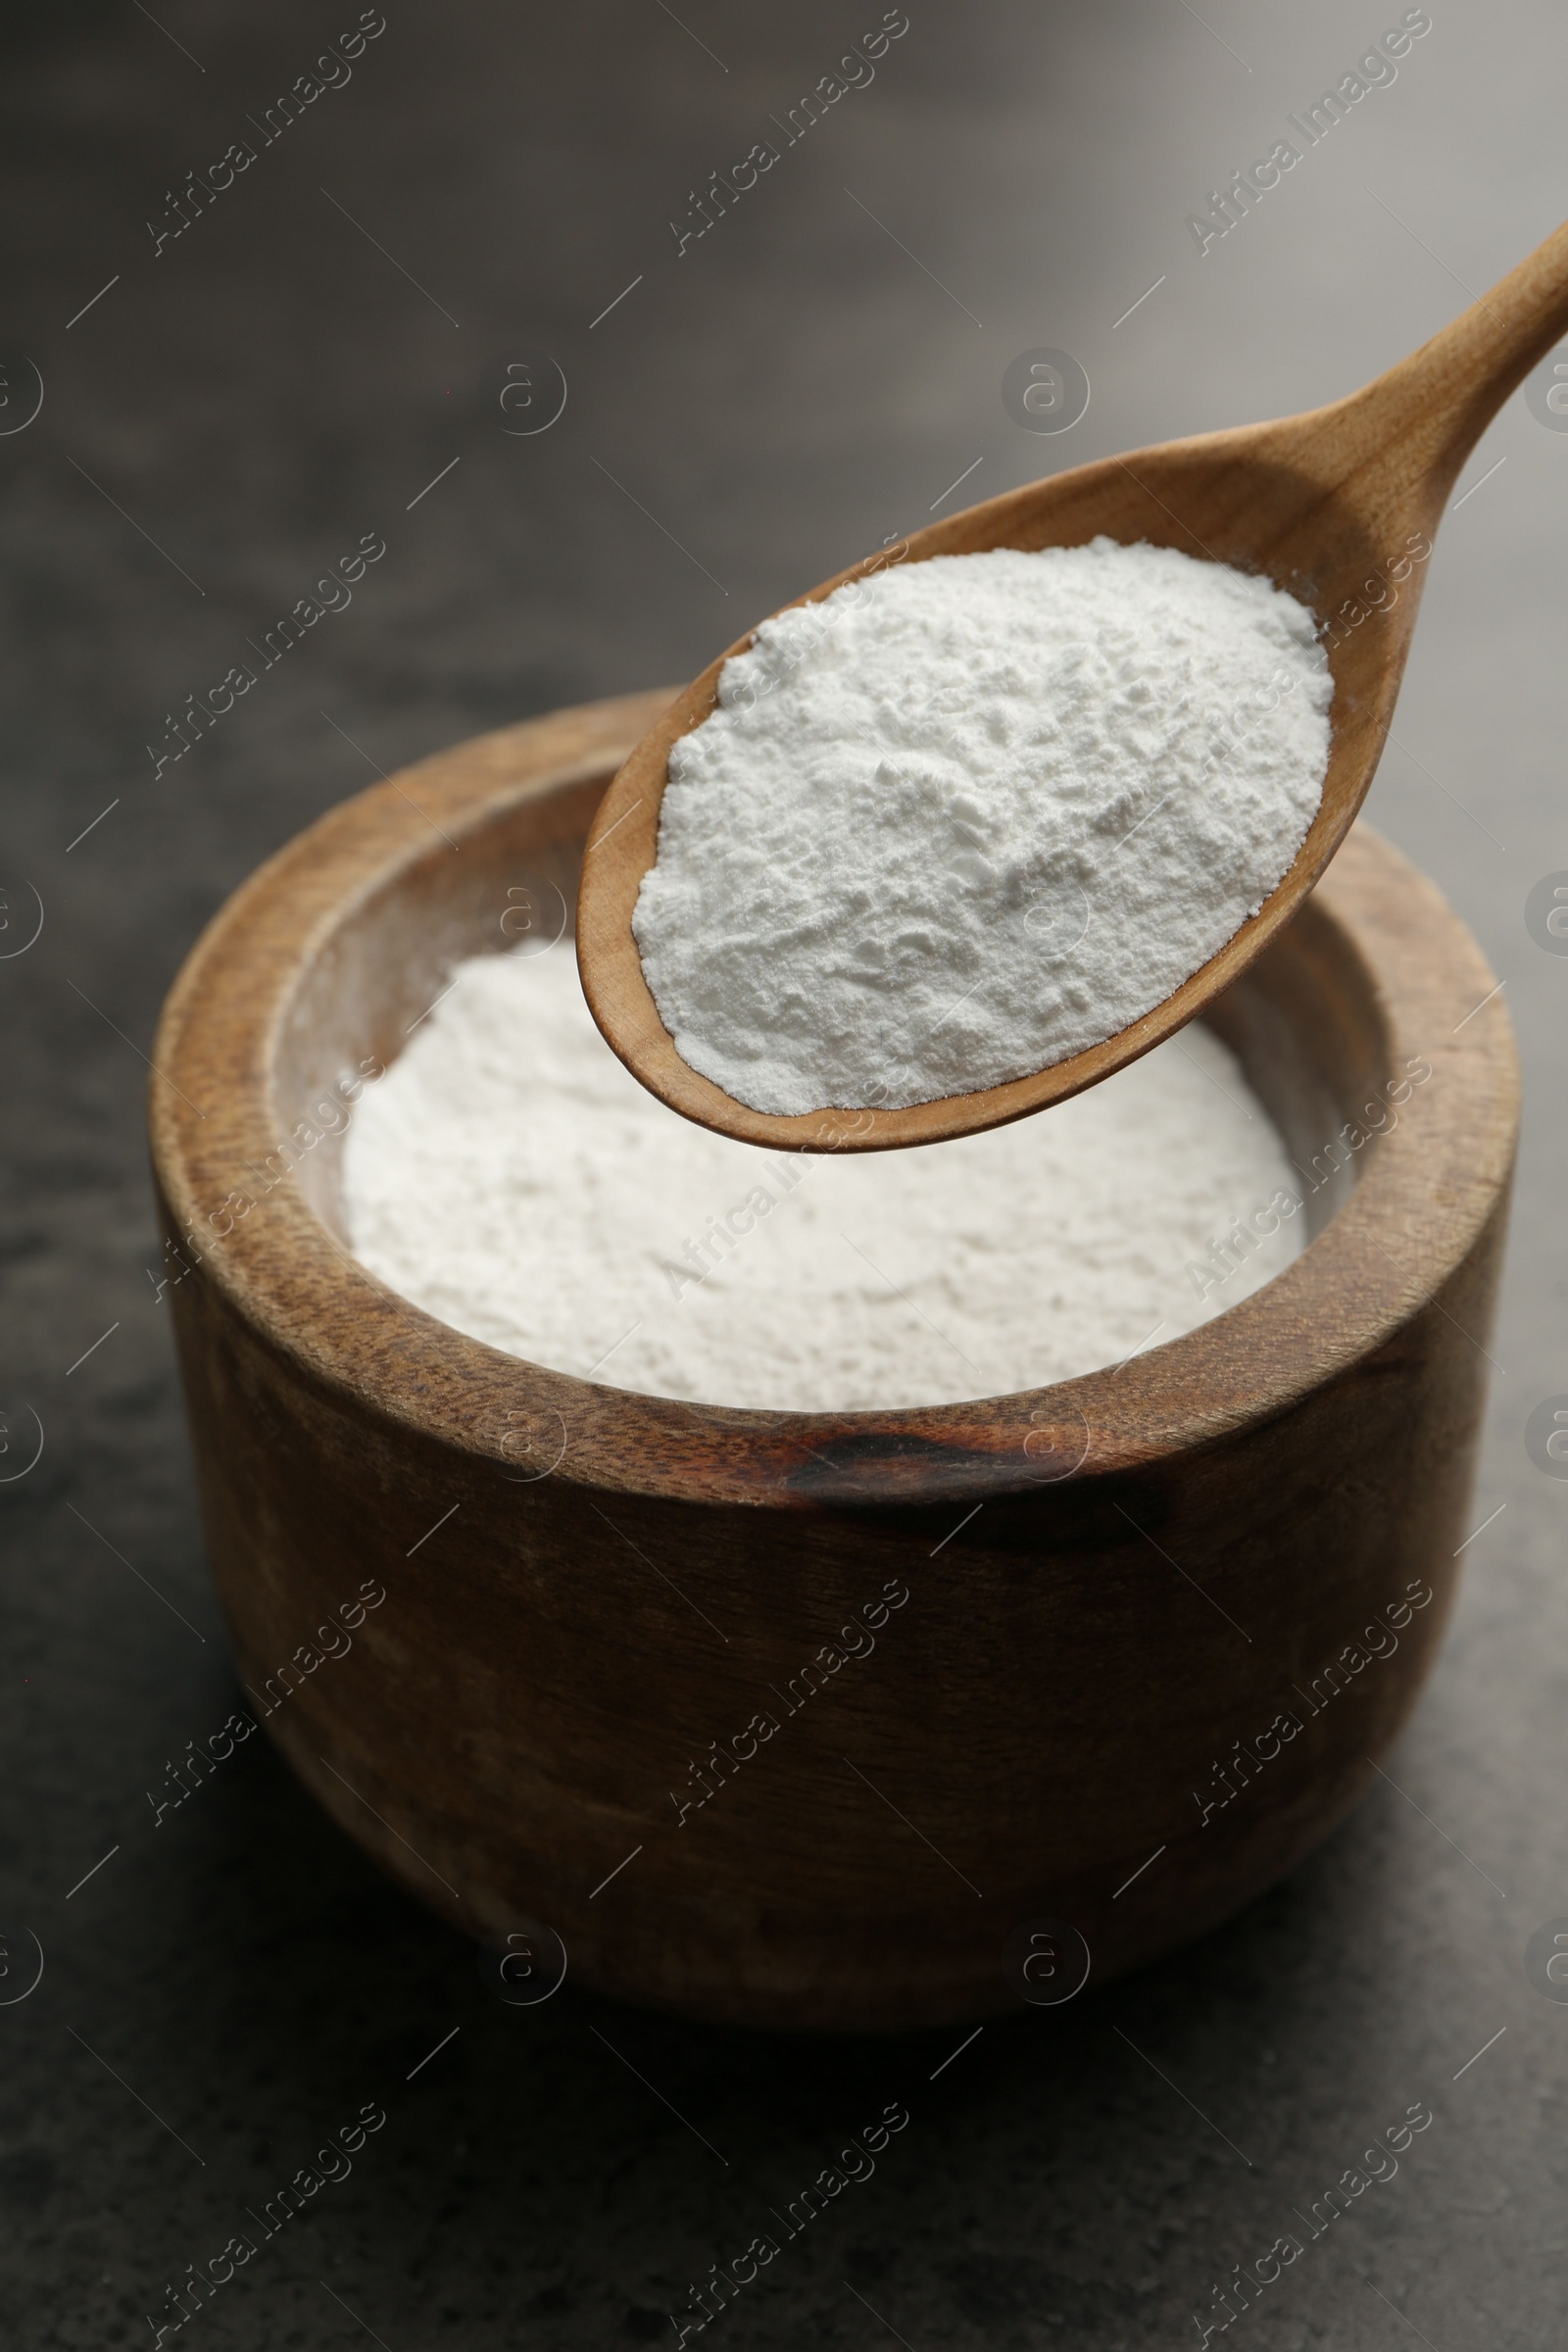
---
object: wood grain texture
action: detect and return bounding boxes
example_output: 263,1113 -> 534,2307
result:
148,695 -> 1519,2031
577,218 -> 1568,1152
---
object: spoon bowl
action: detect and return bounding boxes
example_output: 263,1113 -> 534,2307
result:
578,220 -> 1568,1152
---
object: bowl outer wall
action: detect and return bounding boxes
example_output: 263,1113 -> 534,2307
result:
147,692 -> 1519,2030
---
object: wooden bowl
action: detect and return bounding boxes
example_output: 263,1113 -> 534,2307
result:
149,690 -> 1518,2033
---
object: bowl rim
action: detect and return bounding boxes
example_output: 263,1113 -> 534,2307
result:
148,690 -> 1520,1511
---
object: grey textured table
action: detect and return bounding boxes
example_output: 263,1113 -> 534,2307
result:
3,2 -> 1565,2345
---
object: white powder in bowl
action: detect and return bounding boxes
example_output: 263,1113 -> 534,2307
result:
341,947 -> 1305,1412
631,538 -> 1332,1114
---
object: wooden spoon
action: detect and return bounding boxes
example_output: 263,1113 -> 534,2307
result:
578,219 -> 1568,1153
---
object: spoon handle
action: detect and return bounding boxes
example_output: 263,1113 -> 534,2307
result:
1335,217 -> 1568,509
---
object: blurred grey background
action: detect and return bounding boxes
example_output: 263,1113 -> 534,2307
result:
3,1 -> 1566,2344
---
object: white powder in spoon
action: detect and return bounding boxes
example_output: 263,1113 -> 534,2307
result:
632,537 -> 1333,1114
342,946 -> 1304,1412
